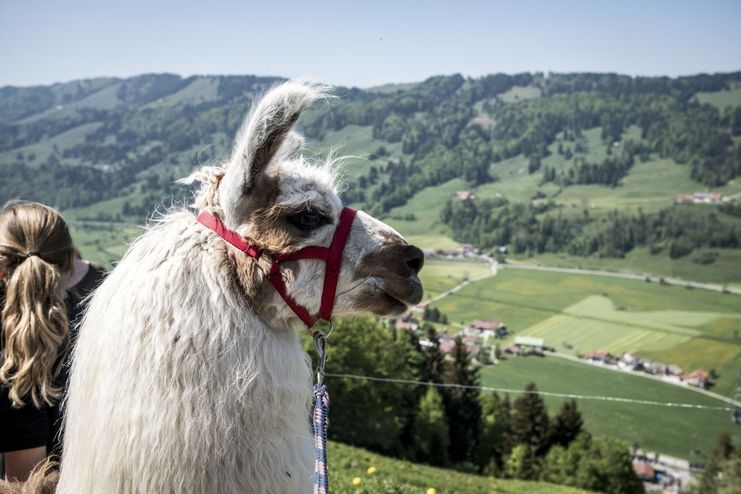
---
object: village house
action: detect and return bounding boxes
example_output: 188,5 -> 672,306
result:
684,369 -> 710,389
618,353 -> 643,371
586,350 -> 615,364
642,360 -> 668,375
438,335 -> 457,355
462,335 -> 482,360
456,190 -> 476,201
500,344 -> 521,356
513,336 -> 545,356
465,319 -> 508,340
395,319 -> 419,332
675,192 -> 724,205
667,365 -> 684,377
457,243 -> 481,256
633,462 -> 656,483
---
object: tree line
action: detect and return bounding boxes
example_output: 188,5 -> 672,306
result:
321,317 -> 644,493
440,199 -> 741,259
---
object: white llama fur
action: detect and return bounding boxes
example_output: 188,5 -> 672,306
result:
57,81 -> 423,494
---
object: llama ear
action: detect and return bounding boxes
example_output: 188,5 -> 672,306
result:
219,81 -> 328,225
274,131 -> 306,162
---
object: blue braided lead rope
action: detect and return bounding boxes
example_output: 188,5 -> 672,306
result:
313,383 -> 330,494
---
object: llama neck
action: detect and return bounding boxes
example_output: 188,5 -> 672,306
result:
58,212 -> 315,493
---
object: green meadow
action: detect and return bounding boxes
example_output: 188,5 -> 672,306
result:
695,87 -> 741,109
480,357 -> 739,459
308,124 -> 407,178
385,178 -> 467,249
330,441 -> 588,494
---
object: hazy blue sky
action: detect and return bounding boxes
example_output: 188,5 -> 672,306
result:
2,0 -> 740,88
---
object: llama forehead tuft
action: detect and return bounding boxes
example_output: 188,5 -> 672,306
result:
268,157 -> 343,214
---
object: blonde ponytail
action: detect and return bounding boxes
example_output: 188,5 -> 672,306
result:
0,202 -> 74,408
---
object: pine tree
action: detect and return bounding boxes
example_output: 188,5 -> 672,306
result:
577,437 -> 645,494
443,336 -> 482,464
399,330 -> 426,456
473,392 -> 514,474
701,432 -> 736,493
421,326 -> 446,384
511,382 -> 550,456
497,394 -> 514,459
505,444 -> 537,480
413,387 -> 450,466
548,399 -> 583,448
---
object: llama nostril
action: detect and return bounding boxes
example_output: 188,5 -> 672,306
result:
405,246 -> 424,275
407,257 -> 422,274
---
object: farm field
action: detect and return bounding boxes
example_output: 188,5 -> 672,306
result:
695,87 -> 741,109
480,357 -> 739,459
418,257 -> 492,300
430,269 -> 741,396
329,441 -> 588,494
69,223 -> 141,267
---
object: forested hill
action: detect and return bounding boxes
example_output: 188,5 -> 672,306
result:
2,71 -> 741,265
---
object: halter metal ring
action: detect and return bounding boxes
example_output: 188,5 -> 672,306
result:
307,319 -> 334,339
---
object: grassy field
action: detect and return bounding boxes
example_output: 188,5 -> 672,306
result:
419,257 -> 492,300
480,357 -> 739,459
307,124 -> 406,178
433,269 -> 741,323
695,88 -> 741,109
430,269 -> 741,395
498,85 -> 542,103
385,177 -> 467,249
330,441 -> 588,494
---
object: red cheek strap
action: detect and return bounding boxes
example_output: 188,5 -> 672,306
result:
197,207 -> 358,328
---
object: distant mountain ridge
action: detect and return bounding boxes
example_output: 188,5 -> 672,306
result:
0,73 -> 290,123
1,70 -> 740,269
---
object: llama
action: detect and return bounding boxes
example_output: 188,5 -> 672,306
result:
54,81 -> 425,493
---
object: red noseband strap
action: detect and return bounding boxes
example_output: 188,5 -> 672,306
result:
197,207 -> 358,328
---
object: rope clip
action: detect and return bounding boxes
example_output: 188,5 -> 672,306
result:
308,320 -> 333,385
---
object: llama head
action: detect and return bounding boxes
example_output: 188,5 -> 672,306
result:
191,81 -> 424,326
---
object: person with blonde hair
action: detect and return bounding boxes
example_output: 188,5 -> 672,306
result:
0,201 -> 105,481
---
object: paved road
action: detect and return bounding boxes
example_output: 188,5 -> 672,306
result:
501,261 -> 741,295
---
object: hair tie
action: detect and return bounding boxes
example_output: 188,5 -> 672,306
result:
25,251 -> 41,258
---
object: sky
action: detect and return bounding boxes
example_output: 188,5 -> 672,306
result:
1,0 -> 740,88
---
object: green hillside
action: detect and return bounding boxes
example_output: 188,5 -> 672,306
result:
329,441 -> 589,494
2,72 -> 741,283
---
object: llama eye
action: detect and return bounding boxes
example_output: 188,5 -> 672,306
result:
288,210 -> 329,232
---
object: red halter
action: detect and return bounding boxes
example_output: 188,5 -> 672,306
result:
197,207 -> 358,328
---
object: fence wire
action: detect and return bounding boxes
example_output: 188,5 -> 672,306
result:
324,372 -> 735,411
